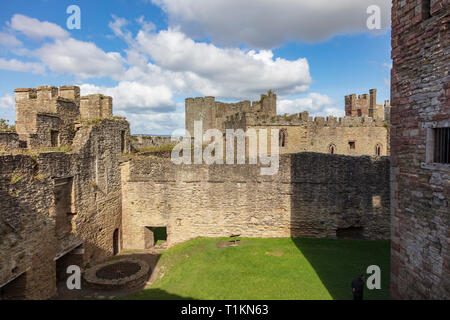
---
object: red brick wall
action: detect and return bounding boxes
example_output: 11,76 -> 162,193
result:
390,0 -> 449,299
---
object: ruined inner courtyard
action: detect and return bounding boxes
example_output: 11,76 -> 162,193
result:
0,0 -> 449,301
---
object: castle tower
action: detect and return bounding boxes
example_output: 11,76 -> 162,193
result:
369,89 -> 377,118
59,85 -> 80,106
80,94 -> 113,120
390,0 -> 449,299
185,96 -> 216,136
261,90 -> 277,116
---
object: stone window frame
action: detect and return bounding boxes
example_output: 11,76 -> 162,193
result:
421,120 -> 450,171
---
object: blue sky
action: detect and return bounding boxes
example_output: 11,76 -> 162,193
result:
0,0 -> 392,135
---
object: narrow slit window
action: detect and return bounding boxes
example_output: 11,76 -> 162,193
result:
433,128 -> 449,164
279,129 -> 287,148
375,143 -> 382,156
422,0 -> 431,20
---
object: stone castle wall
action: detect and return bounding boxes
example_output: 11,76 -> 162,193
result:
12,86 -> 114,150
223,112 -> 389,156
0,132 -> 20,150
0,119 -> 130,299
185,91 -> 277,135
390,0 -> 449,299
121,153 -> 390,249
130,135 -> 181,152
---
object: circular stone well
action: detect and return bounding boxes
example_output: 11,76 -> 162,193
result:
84,259 -> 150,290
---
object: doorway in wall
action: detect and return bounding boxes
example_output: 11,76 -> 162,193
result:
55,244 -> 84,295
144,226 -> 167,249
0,272 -> 27,300
113,229 -> 119,255
336,226 -> 364,240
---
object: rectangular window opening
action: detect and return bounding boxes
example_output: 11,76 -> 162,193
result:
433,128 -> 450,164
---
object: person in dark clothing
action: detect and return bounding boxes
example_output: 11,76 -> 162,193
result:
351,275 -> 365,300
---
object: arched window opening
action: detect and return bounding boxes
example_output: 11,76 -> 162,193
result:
375,143 -> 382,156
279,129 -> 287,148
328,143 -> 336,154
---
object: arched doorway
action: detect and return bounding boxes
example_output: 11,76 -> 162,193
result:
113,229 -> 119,255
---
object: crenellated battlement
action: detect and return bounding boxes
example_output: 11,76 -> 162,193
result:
225,110 -> 386,128
344,88 -> 387,120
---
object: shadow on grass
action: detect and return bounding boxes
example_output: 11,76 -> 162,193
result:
124,288 -> 195,300
292,238 -> 390,300
289,153 -> 391,300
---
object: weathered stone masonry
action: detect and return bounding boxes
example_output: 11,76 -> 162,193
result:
1,86 -> 130,300
390,0 -> 449,299
121,153 -> 390,248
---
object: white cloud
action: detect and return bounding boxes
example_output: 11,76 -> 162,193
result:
279,93 -> 343,117
36,38 -> 125,78
0,94 -> 14,110
0,94 -> 15,123
152,0 -> 391,47
80,82 -> 176,112
0,57 -> 45,74
10,14 -> 69,40
116,111 -> 185,135
80,82 -> 184,135
0,32 -> 23,48
135,28 -> 311,99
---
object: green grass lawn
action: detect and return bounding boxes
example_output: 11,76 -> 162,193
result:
125,237 -> 390,300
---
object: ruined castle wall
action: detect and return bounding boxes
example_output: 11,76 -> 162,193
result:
185,91 -> 276,135
185,97 -> 216,135
0,155 -> 57,299
121,153 -> 390,249
0,119 -> 130,299
0,132 -> 20,150
390,0 -> 449,299
130,135 -> 179,152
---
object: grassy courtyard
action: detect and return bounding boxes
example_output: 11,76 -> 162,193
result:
125,237 -> 390,300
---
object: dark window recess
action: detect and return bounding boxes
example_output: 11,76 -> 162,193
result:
348,141 -> 356,150
0,273 -> 27,300
54,177 -> 75,238
51,130 -> 59,147
357,109 -> 362,117
375,144 -> 382,156
328,144 -> 336,154
433,128 -> 450,164
279,129 -> 287,147
113,229 -> 119,255
336,227 -> 364,240
422,0 -> 431,20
